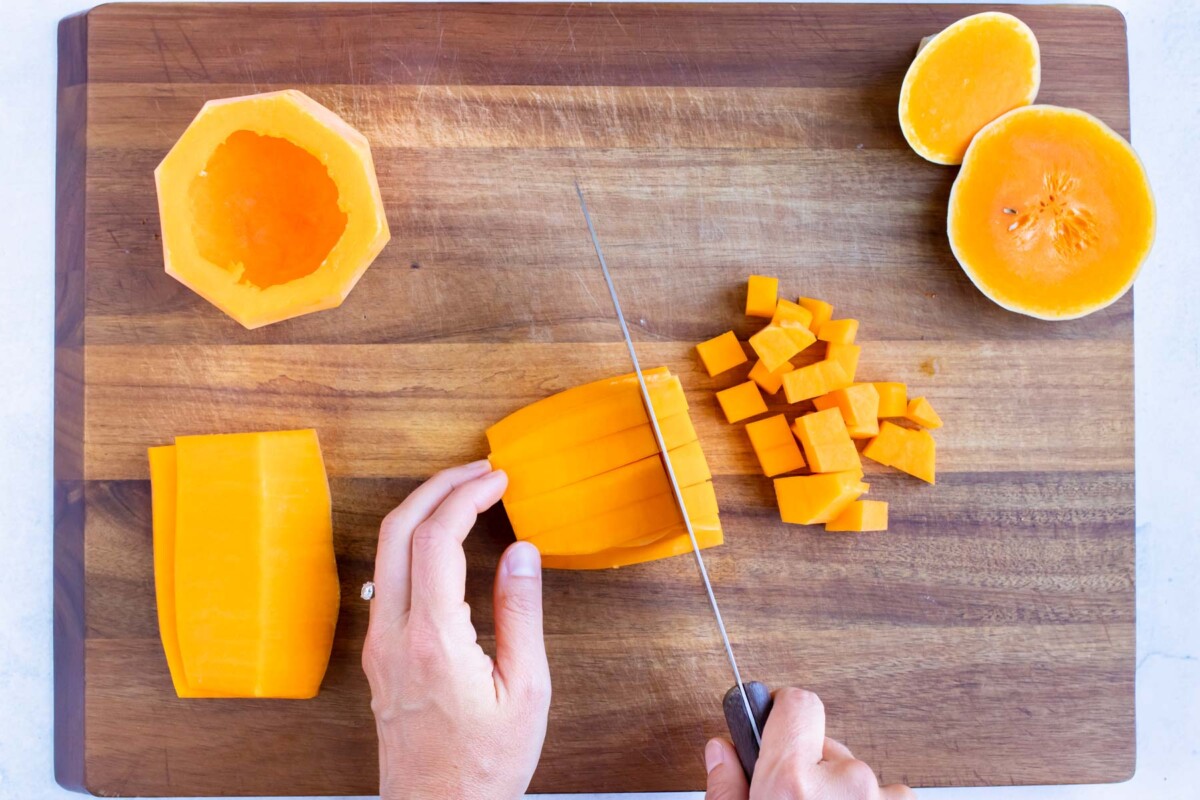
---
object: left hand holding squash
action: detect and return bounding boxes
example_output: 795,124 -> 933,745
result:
363,461 -> 552,800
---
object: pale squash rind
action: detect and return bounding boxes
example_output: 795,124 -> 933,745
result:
899,12 -> 1041,165
948,105 -> 1156,321
155,90 -> 390,329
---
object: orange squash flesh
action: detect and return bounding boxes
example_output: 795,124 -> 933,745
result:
486,368 -> 670,452
526,481 -> 718,556
874,382 -> 908,418
905,397 -> 944,430
745,414 -> 806,477
541,519 -> 724,571
774,470 -> 866,525
948,105 -> 1155,319
156,430 -> 339,699
746,275 -> 779,317
748,324 -> 802,373
748,358 -> 795,396
863,422 -> 937,484
782,358 -> 851,404
715,380 -> 768,423
696,332 -> 748,377
824,343 -> 861,382
899,12 -> 1041,165
791,408 -> 861,474
497,412 -> 696,502
817,319 -> 858,345
826,500 -> 889,533
813,383 -> 880,439
149,446 -> 222,698
798,298 -> 833,334
155,90 -> 389,329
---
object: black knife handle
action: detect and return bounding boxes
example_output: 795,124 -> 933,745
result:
723,681 -> 773,780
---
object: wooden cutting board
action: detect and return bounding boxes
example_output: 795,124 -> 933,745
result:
55,3 -> 1135,795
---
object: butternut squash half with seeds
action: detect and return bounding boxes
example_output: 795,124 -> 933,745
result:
948,105 -> 1155,320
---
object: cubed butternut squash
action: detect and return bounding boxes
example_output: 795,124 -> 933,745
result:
745,414 -> 806,477
774,470 -> 866,525
825,343 -> 861,382
905,396 -> 944,429
825,500 -> 889,532
782,358 -> 852,404
746,275 -> 779,317
798,297 -> 834,334
716,380 -> 768,423
791,408 -> 861,473
863,421 -> 937,484
748,358 -> 796,395
696,331 -> 748,377
812,383 -> 881,439
817,319 -> 859,344
874,382 -> 908,417
772,299 -> 814,331
748,324 -> 801,372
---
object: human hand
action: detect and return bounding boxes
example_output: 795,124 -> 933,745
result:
705,688 -> 914,800
362,460 -> 551,800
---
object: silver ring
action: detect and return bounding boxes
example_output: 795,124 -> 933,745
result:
360,581 -> 375,601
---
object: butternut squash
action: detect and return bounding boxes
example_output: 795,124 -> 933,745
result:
746,275 -> 779,317
905,397 -> 944,430
540,519 -> 724,571
782,358 -> 851,404
873,382 -> 908,418
745,414 -> 806,477
798,297 -> 833,334
715,380 -> 768,423
155,90 -> 389,328
488,368 -> 721,566
748,358 -> 795,396
791,408 -> 861,474
813,383 -> 881,439
899,12 -> 1040,165
948,105 -> 1155,319
863,422 -> 937,484
826,500 -> 889,533
748,324 -> 802,373
774,470 -> 866,525
150,430 -> 339,698
696,332 -> 748,377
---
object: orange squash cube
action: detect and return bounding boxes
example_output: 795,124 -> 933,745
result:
748,324 -> 801,373
715,380 -> 768,423
905,396 -> 944,429
812,384 -> 880,439
874,382 -> 908,417
863,421 -> 936,484
791,408 -> 861,473
798,297 -> 834,334
772,299 -> 814,330
745,414 -> 806,477
696,331 -> 748,377
746,275 -> 779,317
826,500 -> 889,532
817,319 -> 859,344
748,358 -> 795,395
825,343 -> 861,382
771,300 -> 819,349
774,469 -> 866,525
782,358 -> 852,404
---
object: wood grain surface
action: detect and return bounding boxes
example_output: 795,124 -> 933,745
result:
55,3 -> 1135,795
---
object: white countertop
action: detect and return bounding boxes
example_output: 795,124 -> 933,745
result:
1,0 -> 1196,798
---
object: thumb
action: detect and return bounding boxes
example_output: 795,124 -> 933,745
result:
493,541 -> 551,704
705,738 -> 749,800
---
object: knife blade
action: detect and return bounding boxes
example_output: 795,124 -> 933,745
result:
574,182 -> 770,778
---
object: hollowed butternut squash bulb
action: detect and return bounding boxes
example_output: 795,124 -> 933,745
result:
899,12 -> 1040,165
948,105 -> 1155,320
155,90 -> 389,328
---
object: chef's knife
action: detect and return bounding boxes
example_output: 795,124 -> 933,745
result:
575,182 -> 773,779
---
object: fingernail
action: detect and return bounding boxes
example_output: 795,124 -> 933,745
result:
504,541 -> 541,578
467,459 -> 492,472
705,739 -> 724,774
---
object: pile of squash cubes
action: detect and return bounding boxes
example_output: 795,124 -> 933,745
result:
696,276 -> 943,532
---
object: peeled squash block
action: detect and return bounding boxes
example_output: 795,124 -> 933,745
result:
155,90 -> 390,329
948,105 -> 1155,319
489,368 -> 721,567
149,430 -> 339,698
899,12 -> 1040,165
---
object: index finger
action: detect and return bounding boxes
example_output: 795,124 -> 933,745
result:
760,688 -> 827,766
370,460 -> 493,630
409,469 -> 508,620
